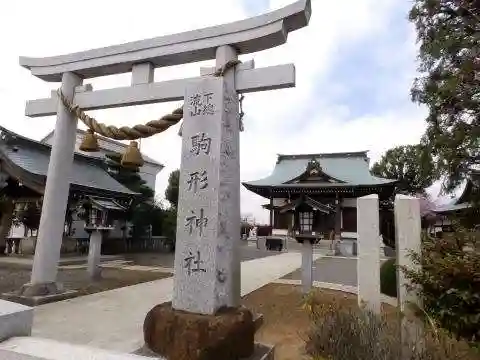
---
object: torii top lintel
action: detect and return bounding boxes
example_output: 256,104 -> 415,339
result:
19,0 -> 311,82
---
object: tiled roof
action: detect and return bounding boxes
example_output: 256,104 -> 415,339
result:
90,197 -> 128,211
0,126 -> 137,197
243,151 -> 396,188
434,202 -> 471,213
41,129 -> 164,168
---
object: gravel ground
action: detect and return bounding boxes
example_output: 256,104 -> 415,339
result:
0,267 -> 172,297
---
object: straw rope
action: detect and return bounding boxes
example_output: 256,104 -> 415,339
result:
57,59 -> 242,141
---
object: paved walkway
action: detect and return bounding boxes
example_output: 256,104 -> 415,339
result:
31,252 -> 322,353
283,256 -> 358,286
282,256 -> 391,287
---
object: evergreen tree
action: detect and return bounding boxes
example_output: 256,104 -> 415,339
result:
165,169 -> 180,208
371,144 -> 436,195
104,152 -> 154,202
15,202 -> 41,236
103,151 -> 155,239
409,0 -> 480,192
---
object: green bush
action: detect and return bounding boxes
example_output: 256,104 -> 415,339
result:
381,258 -> 398,297
402,228 -> 480,344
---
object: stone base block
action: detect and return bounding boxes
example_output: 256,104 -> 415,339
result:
143,303 -> 256,360
249,343 -> 275,360
0,299 -> 33,341
134,342 -> 274,360
2,282 -> 78,306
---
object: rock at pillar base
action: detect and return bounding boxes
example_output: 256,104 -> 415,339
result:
18,282 -> 61,297
143,302 -> 255,360
2,282 -> 78,306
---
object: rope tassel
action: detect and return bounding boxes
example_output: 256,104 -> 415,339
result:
79,129 -> 100,152
55,59 -> 242,165
121,141 -> 144,168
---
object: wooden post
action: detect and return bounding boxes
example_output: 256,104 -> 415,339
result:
269,192 -> 274,229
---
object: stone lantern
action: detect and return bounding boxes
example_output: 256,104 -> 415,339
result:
78,197 -> 127,279
279,195 -> 336,293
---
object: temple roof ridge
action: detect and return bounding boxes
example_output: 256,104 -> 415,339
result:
243,149 -> 396,198
276,151 -> 369,163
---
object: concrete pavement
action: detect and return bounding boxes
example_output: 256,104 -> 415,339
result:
282,256 -> 390,287
31,252 -> 322,353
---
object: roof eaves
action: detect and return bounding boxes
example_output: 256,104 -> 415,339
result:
276,151 -> 369,163
0,126 -> 107,167
0,126 -> 139,197
305,196 -> 336,213
39,130 -> 54,143
252,181 -> 396,188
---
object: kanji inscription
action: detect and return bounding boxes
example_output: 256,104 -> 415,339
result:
187,170 -> 208,193
185,208 -> 208,236
190,132 -> 212,156
189,92 -> 215,117
184,250 -> 206,275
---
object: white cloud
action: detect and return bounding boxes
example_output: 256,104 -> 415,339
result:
0,0 -> 426,225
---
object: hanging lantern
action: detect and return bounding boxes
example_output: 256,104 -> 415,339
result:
121,141 -> 144,168
79,129 -> 100,152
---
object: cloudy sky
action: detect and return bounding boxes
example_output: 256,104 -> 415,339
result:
0,0 -> 428,223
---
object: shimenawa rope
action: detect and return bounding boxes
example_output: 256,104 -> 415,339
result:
57,59 -> 242,141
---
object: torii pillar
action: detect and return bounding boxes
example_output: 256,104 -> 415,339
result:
16,1 -> 312,357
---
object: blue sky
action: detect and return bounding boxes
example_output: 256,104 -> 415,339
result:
323,5 -> 416,120
241,0 -> 270,15
1,0 -> 428,223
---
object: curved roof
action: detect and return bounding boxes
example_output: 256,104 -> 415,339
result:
0,126 -> 137,197
431,176 -> 477,213
244,151 -> 396,188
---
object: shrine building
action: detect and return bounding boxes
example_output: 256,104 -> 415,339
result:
242,151 -> 398,240
0,126 -> 140,254
431,170 -> 479,232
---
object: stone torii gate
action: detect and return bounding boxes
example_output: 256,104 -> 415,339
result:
18,1 -> 311,356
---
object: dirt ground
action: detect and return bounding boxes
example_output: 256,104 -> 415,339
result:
241,283 -> 395,360
0,267 -> 172,299
242,283 -> 312,360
